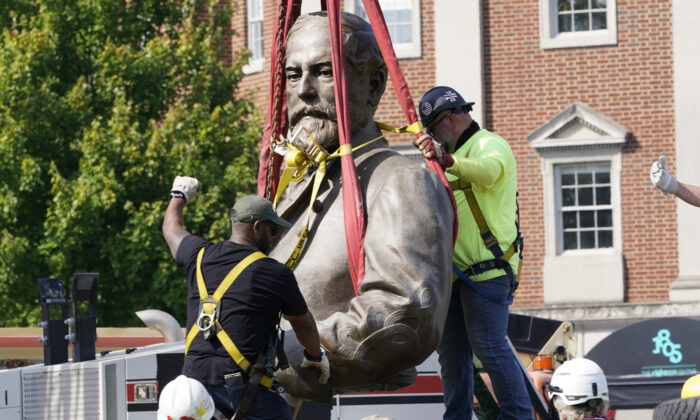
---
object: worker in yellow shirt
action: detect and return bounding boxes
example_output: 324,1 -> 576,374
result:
415,86 -> 533,420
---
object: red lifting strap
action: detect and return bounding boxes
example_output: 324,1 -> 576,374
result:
257,0 -> 301,199
326,0 -> 366,294
257,0 -> 459,294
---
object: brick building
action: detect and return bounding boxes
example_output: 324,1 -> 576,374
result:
229,0 -> 700,359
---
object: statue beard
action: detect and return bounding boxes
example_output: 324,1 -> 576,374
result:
288,105 -> 339,154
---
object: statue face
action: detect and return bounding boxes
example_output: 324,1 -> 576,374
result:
285,22 -> 372,152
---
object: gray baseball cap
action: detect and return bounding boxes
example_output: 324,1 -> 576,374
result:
231,195 -> 291,228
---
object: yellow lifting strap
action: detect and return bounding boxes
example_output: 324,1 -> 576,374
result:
184,248 -> 274,389
450,179 -> 519,268
272,126 -> 388,270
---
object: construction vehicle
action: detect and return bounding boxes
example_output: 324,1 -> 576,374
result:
0,275 -> 577,420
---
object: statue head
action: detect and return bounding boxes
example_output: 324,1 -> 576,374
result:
285,12 -> 388,152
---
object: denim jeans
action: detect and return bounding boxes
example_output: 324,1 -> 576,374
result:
205,382 -> 292,420
437,276 -> 534,420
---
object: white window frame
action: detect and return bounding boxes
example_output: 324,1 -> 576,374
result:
348,0 -> 422,59
554,161 -> 614,254
539,0 -> 617,49
528,103 -> 628,304
243,0 -> 265,74
546,153 -> 622,258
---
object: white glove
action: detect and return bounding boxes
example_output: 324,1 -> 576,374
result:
301,349 -> 330,384
170,176 -> 202,203
650,156 -> 678,195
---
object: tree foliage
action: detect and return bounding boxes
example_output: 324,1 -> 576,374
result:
0,0 -> 262,326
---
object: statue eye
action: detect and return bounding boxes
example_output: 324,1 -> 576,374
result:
317,67 -> 333,78
286,70 -> 301,82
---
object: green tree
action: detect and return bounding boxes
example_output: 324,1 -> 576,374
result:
0,0 -> 261,326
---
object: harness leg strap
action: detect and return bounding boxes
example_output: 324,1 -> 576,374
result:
232,352 -> 268,420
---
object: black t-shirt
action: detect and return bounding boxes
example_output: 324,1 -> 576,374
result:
176,235 -> 308,385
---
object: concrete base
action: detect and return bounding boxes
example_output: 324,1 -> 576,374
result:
669,276 -> 700,302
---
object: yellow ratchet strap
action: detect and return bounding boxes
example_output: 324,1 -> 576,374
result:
375,120 -> 423,135
184,248 -> 273,389
274,130 -> 385,270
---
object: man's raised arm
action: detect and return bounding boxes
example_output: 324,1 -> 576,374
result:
162,176 -> 201,259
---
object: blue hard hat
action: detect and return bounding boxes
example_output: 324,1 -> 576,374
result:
419,86 -> 474,128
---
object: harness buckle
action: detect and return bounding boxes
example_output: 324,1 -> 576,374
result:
196,298 -> 220,340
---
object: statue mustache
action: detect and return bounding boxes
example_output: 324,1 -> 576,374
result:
289,106 -> 337,128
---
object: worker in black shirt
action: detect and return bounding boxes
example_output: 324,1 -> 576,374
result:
162,176 -> 329,420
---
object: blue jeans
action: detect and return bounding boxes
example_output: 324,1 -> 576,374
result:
205,383 -> 292,420
437,276 -> 534,420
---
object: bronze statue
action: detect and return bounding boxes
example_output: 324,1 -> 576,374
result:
270,12 -> 453,400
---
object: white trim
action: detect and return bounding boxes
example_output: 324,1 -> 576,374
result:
434,0 -> 483,125
530,104 -> 628,304
244,0 -> 265,74
243,58 -> 265,75
349,0 -> 422,59
539,0 -> 617,49
672,0 -> 700,298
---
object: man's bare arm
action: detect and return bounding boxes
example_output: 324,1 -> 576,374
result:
162,197 -> 190,259
286,311 -> 322,359
676,182 -> 700,208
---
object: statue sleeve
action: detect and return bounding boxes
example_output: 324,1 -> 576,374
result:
318,164 -> 454,388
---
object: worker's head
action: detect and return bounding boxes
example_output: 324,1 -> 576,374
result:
285,12 -> 388,152
548,358 -> 609,420
157,375 -> 215,420
419,86 -> 474,153
230,194 -> 291,253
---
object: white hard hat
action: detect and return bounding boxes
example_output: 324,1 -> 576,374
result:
157,375 -> 215,420
548,358 -> 609,406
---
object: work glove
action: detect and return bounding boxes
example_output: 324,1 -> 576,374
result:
650,156 -> 678,195
300,349 -> 330,384
413,134 -> 454,169
170,176 -> 202,203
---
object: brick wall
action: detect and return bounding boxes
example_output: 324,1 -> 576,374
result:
481,0 -> 676,306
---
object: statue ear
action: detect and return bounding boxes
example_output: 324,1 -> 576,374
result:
367,67 -> 387,110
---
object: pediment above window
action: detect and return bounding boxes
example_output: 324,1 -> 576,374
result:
527,103 -> 629,153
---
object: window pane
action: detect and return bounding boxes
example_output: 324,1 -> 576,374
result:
579,187 -> 593,205
595,171 -> 610,183
559,0 -> 572,11
564,232 -> 578,250
598,209 -> 612,227
563,211 -> 577,229
581,231 -> 596,249
574,12 -> 590,31
558,14 -> 572,33
574,0 -> 589,10
580,210 -> 595,228
596,186 -> 611,205
562,188 -> 576,206
592,12 -> 607,29
598,230 -> 613,247
578,172 -> 592,184
592,0 -> 607,8
561,173 -> 575,185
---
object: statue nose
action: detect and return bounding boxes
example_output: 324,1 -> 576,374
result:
297,73 -> 317,101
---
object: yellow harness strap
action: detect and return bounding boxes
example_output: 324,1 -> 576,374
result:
450,179 -> 521,282
273,128 -> 386,270
184,248 -> 274,389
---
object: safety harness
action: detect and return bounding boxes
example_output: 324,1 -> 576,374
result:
184,248 -> 282,420
450,179 -> 523,305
